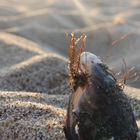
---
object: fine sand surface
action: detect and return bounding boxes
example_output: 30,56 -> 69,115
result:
0,0 -> 139,139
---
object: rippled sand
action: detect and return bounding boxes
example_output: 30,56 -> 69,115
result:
0,0 -> 139,139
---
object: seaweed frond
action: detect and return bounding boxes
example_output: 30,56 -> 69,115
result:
67,33 -> 87,89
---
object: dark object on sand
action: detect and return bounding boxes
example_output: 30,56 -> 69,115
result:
64,34 -> 138,140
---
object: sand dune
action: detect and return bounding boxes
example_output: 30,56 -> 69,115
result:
0,91 -> 66,140
0,53 -> 70,94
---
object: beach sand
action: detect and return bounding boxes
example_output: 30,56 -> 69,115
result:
0,0 -> 139,139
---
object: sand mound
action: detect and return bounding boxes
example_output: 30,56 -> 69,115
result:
0,91 -> 67,140
0,35 -> 37,71
0,32 -> 46,77
0,32 -> 44,54
0,89 -> 139,140
0,54 -> 70,94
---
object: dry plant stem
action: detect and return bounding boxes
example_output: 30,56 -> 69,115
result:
118,58 -> 139,88
105,34 -> 131,61
122,58 -> 128,85
68,33 -> 87,88
105,33 -> 139,87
